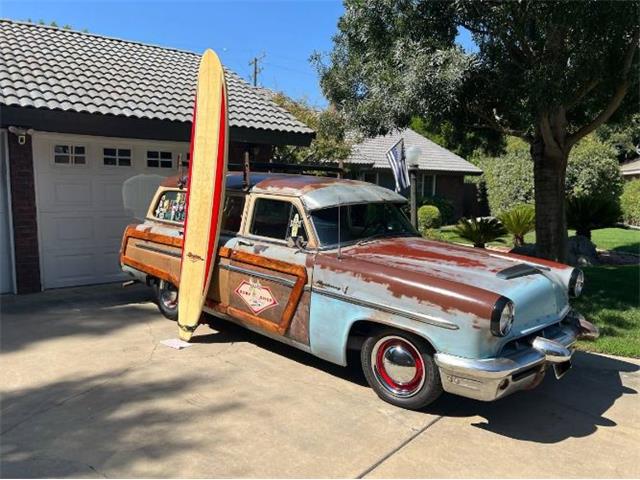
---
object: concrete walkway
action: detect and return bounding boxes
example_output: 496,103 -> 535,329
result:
1,284 -> 639,478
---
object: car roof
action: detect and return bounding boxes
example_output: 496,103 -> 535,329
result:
161,172 -> 406,210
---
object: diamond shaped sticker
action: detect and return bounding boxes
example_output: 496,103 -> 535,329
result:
234,279 -> 279,314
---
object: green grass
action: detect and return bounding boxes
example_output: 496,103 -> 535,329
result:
574,265 -> 640,358
437,226 -> 640,254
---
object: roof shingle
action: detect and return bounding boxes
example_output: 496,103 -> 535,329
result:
346,128 -> 482,174
0,20 -> 314,136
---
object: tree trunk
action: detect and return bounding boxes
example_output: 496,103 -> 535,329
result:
531,136 -> 569,262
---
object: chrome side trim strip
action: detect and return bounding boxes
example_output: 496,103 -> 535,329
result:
312,287 -> 459,330
220,264 -> 297,288
135,243 -> 182,258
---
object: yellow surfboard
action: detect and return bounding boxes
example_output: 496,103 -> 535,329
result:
177,49 -> 228,341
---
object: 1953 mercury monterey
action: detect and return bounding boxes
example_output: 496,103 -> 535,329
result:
120,172 -> 598,410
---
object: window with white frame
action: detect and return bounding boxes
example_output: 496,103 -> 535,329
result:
147,150 -> 173,168
54,145 -> 86,165
103,148 -> 131,166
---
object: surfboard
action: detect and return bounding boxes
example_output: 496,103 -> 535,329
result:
177,49 -> 228,341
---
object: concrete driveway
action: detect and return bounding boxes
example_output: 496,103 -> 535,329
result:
1,284 -> 639,478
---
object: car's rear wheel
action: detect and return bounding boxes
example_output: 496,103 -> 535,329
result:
361,329 -> 442,410
155,279 -> 178,321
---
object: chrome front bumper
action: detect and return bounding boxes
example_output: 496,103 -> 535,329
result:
434,312 -> 599,402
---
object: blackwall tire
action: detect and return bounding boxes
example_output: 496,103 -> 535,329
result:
155,280 -> 179,321
361,329 -> 442,410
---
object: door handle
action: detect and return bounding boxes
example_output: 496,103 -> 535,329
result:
238,239 -> 254,247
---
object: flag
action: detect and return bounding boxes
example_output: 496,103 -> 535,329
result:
386,138 -> 411,192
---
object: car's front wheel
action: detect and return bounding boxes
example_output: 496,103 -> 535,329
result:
361,329 -> 442,410
155,279 -> 178,321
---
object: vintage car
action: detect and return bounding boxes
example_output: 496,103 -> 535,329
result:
120,172 -> 598,410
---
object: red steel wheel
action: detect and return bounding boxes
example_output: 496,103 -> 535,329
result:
362,329 -> 442,410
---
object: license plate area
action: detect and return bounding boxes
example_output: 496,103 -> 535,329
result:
553,360 -> 572,379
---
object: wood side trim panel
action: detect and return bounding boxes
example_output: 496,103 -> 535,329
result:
121,231 -> 307,335
121,255 -> 180,286
217,247 -> 307,335
125,228 -> 184,248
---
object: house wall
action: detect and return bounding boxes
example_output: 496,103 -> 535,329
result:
7,132 -> 41,293
435,175 -> 464,220
358,168 -> 468,221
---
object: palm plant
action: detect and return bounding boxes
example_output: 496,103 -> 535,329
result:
453,217 -> 507,248
566,195 -> 621,240
498,204 -> 536,247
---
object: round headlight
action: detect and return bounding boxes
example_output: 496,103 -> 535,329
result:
491,297 -> 515,337
569,269 -> 584,298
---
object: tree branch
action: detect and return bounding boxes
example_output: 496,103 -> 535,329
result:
567,77 -> 601,109
567,29 -> 639,148
468,107 -> 531,141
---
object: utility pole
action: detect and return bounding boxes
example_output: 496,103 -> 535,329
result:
249,53 -> 265,87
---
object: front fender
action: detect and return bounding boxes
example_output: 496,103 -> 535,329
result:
308,290 -> 450,366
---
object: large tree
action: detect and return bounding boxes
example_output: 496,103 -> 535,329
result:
316,0 -> 639,261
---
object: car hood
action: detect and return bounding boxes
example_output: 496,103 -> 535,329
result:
319,237 -> 571,334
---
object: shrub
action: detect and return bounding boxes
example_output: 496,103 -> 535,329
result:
418,205 -> 442,231
566,195 -> 621,239
420,195 -> 455,224
621,180 -> 640,226
453,217 -> 506,248
478,134 -> 623,216
498,204 -> 535,247
422,228 -> 446,241
565,136 -> 623,201
475,138 -> 534,215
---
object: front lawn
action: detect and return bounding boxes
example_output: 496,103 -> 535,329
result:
575,265 -> 640,358
437,226 -> 640,254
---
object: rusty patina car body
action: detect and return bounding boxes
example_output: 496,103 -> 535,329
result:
120,172 -> 598,409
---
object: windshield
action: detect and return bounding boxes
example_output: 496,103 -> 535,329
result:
310,202 -> 418,247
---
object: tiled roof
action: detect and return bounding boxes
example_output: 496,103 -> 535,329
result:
0,19 -> 314,136
620,158 -> 640,176
345,128 -> 482,174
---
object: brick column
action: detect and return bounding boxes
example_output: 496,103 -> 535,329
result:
7,132 -> 41,293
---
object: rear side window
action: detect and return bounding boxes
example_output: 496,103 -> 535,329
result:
221,195 -> 245,233
153,191 -> 186,223
250,198 -> 306,242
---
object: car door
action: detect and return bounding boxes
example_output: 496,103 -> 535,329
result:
223,195 -> 313,345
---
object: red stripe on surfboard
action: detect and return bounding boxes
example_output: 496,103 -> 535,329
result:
202,85 -> 226,292
180,96 -> 198,272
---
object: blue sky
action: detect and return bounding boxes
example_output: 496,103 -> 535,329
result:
2,0 -> 474,107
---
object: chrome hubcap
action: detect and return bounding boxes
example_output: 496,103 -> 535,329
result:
159,281 -> 178,309
371,336 -> 425,398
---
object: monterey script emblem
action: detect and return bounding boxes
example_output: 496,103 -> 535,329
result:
235,278 -> 279,314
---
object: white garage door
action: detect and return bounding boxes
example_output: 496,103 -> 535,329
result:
33,132 -> 188,289
0,130 -> 15,293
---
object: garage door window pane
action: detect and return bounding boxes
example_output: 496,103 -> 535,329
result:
147,151 -> 172,168
104,147 -> 131,167
54,144 -> 85,165
153,191 -> 186,223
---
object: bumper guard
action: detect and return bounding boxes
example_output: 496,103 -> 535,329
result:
434,311 -> 598,402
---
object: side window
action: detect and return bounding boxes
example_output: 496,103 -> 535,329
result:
221,195 -> 245,234
250,198 -> 307,242
153,190 -> 186,223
